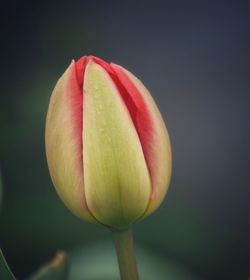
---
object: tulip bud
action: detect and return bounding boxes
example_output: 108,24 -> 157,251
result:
45,56 -> 171,229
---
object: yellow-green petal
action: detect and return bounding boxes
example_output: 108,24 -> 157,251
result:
119,67 -> 172,218
45,61 -> 96,223
83,60 -> 151,229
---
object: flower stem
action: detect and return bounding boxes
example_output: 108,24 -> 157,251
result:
112,227 -> 139,280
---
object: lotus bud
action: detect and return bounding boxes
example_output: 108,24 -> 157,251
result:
45,56 -> 171,229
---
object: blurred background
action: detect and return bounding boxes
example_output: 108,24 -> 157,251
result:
0,0 -> 250,279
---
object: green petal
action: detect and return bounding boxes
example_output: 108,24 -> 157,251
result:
83,61 -> 151,228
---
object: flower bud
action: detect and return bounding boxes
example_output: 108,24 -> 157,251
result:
45,56 -> 171,229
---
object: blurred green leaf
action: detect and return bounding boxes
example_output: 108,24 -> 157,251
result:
69,241 -> 201,280
0,248 -> 16,280
28,251 -> 69,280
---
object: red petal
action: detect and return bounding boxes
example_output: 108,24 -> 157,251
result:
110,64 -> 154,186
110,64 -> 172,216
75,56 -> 89,88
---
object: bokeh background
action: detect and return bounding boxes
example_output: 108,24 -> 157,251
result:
1,0 -> 250,279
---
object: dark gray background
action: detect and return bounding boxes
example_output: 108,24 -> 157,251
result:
0,0 -> 250,279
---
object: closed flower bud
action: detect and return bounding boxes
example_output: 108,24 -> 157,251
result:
45,56 -> 171,229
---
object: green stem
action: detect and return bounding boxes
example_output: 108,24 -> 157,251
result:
112,227 -> 139,280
